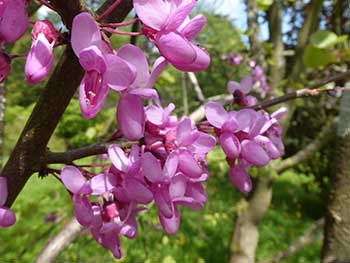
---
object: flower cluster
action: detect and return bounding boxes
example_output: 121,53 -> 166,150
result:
205,102 -> 286,192
61,103 -> 216,257
0,0 -> 287,260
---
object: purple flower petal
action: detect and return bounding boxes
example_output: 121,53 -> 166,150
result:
141,152 -> 163,183
181,14 -> 206,41
172,44 -> 210,72
219,132 -> 241,159
204,102 -> 228,128
71,12 -> 101,56
178,151 -> 203,178
156,31 -> 196,65
118,44 -> 150,88
79,46 -> 106,73
144,57 -> 168,89
125,177 -> 153,204
61,166 -> 89,194
25,33 -> 53,84
133,0 -> 170,30
117,93 -> 145,141
159,204 -> 180,234
79,73 -> 109,119
90,173 -> 115,195
108,145 -> 130,173
73,195 -> 93,227
0,207 -> 16,227
241,140 -> 270,166
104,54 -> 136,91
229,166 -> 252,193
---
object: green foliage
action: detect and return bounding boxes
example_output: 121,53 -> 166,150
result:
56,99 -> 114,148
303,30 -> 347,68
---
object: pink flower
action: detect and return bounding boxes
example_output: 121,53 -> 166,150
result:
134,0 -> 210,72
25,20 -> 58,84
227,76 -> 257,107
71,12 -> 136,119
205,102 -> 286,192
0,177 -> 16,227
115,44 -> 167,141
0,51 -> 11,83
0,0 -> 28,43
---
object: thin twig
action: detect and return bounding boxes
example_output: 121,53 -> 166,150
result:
96,0 -> 122,22
258,218 -> 325,263
253,71 -> 350,110
187,72 -> 206,103
34,218 -> 84,263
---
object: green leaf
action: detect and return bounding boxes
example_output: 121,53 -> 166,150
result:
310,30 -> 340,49
303,45 -> 335,68
257,0 -> 273,10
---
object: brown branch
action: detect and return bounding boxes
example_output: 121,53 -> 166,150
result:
187,72 -> 206,103
252,71 -> 350,110
259,218 -> 325,263
2,0 -> 134,207
46,140 -> 131,164
34,218 -> 84,263
274,119 -> 336,174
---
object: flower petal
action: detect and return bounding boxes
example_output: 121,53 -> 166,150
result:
133,0 -> 171,30
125,177 -> 153,204
181,14 -> 206,41
118,44 -> 150,88
204,102 -> 228,128
0,207 -> 16,227
229,166 -> 252,193
104,54 -> 136,91
159,204 -> 180,234
117,93 -> 145,141
141,152 -> 163,183
241,140 -> 270,166
25,33 -> 53,84
61,166 -> 89,194
71,12 -> 101,56
108,144 -> 130,173
156,31 -> 196,65
219,133 -> 241,159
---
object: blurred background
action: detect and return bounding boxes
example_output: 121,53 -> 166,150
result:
0,0 -> 349,262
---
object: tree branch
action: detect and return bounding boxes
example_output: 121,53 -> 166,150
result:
34,218 -> 84,263
2,0 -> 134,207
274,119 -> 336,174
252,71 -> 350,110
259,218 -> 325,263
187,72 -> 206,103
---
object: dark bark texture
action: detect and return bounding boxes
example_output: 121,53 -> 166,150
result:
322,90 -> 350,262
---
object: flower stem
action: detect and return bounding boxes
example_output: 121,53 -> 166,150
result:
102,27 -> 143,37
97,0 -> 122,22
100,18 -> 140,29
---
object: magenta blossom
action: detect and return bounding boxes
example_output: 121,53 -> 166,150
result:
25,20 -> 59,84
205,102 -> 286,192
0,51 -> 11,83
0,0 -> 28,43
114,44 -> 167,141
0,177 -> 16,227
134,0 -> 210,72
71,12 -> 136,119
227,76 -> 257,107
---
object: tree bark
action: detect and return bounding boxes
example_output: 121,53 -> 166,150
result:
322,89 -> 350,262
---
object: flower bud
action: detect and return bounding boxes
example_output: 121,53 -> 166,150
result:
31,20 -> 58,45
